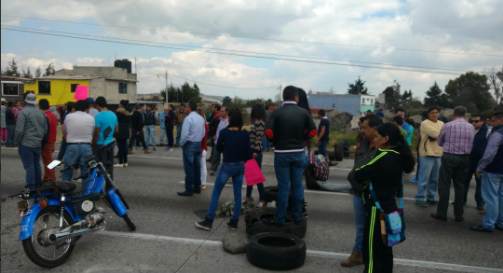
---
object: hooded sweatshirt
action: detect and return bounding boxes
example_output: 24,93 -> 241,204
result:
50,106 -> 60,123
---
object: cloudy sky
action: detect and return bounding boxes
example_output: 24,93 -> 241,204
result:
1,0 -> 502,100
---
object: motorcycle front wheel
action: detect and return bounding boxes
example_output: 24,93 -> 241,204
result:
22,207 -> 76,268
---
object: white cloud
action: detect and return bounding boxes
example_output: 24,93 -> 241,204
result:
2,0 -> 502,100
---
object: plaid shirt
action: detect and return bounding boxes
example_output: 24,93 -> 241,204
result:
309,151 -> 330,181
437,118 -> 475,155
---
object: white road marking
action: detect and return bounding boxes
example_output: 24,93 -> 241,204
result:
94,230 -> 503,273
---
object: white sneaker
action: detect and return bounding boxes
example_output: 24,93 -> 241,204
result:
114,164 -> 124,168
123,163 -> 128,168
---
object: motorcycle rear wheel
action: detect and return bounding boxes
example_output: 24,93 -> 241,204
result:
22,207 -> 76,268
123,213 -> 136,231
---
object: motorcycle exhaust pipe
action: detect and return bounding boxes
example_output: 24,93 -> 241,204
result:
49,228 -> 92,243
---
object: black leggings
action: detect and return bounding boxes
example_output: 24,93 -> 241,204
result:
117,139 -> 128,164
166,125 -> 174,148
363,206 -> 394,273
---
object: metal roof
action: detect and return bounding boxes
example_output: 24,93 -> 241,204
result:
37,75 -> 102,80
35,75 -> 137,82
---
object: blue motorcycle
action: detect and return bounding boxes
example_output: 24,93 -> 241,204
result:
10,144 -> 135,268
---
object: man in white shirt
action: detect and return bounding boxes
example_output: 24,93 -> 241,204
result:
178,101 -> 205,196
210,107 -> 229,175
62,100 -> 95,181
86,98 -> 100,118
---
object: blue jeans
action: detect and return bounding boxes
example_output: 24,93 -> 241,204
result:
246,153 -> 265,200
19,145 -> 42,190
318,140 -> 328,157
353,194 -> 366,252
145,125 -> 156,149
62,144 -> 93,182
183,142 -> 202,194
176,125 -> 183,146
159,126 -> 167,145
415,156 -> 441,201
263,135 -> 271,151
57,139 -> 67,161
6,124 -> 15,146
207,162 -> 245,220
274,153 -> 305,223
481,172 -> 503,231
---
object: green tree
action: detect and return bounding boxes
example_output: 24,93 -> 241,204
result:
44,63 -> 55,76
382,80 -> 401,109
3,58 -> 19,77
424,82 -> 449,107
348,76 -> 369,95
22,67 -> 33,78
445,72 -> 492,113
161,82 -> 201,103
35,66 -> 42,78
484,66 -> 503,105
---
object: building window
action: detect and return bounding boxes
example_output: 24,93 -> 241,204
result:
38,81 -> 51,95
119,82 -> 128,94
362,98 -> 365,104
71,84 -> 79,93
371,99 -> 374,104
2,83 -> 20,96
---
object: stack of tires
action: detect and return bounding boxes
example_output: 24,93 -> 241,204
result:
245,187 -> 307,271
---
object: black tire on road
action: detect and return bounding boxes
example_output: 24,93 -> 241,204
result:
123,213 -> 136,232
247,211 -> 307,238
334,142 -> 344,161
245,207 -> 276,233
247,232 -> 306,271
264,186 -> 279,203
22,207 -> 76,268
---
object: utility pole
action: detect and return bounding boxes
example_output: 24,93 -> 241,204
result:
158,71 -> 169,105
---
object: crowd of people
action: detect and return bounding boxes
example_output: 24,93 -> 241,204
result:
2,87 -> 503,273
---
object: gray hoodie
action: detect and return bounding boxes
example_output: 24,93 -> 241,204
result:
50,106 -> 60,122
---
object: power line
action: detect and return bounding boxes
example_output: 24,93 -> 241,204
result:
2,25 -> 467,73
1,26 -> 466,76
2,14 -> 501,58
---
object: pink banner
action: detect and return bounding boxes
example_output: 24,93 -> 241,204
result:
74,86 -> 89,100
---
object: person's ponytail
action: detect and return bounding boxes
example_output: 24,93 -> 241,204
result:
377,123 -> 416,174
395,141 -> 415,174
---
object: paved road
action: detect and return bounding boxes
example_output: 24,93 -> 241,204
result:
1,145 -> 503,273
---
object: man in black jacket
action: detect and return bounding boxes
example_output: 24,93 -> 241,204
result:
265,86 -> 317,225
464,115 -> 489,210
129,104 -> 151,154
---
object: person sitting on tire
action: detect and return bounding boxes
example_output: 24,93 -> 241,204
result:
264,86 -> 317,225
196,109 -> 252,231
354,123 -> 415,273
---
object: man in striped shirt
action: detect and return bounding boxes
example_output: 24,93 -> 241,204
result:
431,106 -> 475,222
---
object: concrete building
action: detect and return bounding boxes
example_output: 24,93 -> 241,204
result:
1,75 -> 32,103
24,65 -> 138,106
308,93 -> 376,117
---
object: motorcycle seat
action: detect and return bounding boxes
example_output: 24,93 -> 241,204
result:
54,181 -> 77,193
